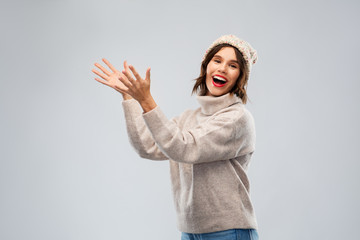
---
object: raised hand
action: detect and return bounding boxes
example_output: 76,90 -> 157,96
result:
93,58 -> 157,112
119,64 -> 157,113
119,65 -> 152,103
92,58 -> 131,97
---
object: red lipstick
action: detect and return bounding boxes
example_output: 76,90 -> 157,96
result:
212,74 -> 228,87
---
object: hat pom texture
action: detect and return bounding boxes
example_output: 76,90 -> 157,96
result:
203,34 -> 257,76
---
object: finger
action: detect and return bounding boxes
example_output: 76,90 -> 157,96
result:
119,71 -> 127,80
129,65 -> 142,81
124,60 -> 131,73
94,63 -> 111,76
94,77 -> 110,87
92,69 -> 109,81
122,68 -> 136,84
145,67 -> 151,82
114,85 -> 129,94
122,61 -> 132,81
102,58 -> 118,73
118,75 -> 134,89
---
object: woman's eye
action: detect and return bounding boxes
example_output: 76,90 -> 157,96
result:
214,59 -> 221,63
230,65 -> 237,68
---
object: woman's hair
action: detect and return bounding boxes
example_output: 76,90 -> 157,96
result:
191,43 -> 250,104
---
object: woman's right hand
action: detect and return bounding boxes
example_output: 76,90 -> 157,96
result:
92,58 -> 132,99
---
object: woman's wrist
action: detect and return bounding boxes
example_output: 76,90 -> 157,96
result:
139,95 -> 157,113
122,93 -> 133,100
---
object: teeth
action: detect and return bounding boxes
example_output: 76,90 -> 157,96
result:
213,76 -> 227,82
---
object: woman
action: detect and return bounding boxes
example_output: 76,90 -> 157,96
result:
92,34 -> 259,240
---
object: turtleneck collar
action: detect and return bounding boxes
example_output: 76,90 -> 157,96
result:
196,93 -> 243,115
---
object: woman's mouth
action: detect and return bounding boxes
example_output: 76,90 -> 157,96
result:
212,75 -> 227,87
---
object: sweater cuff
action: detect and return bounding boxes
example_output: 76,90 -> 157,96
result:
142,105 -> 167,132
122,98 -> 142,114
122,98 -> 137,105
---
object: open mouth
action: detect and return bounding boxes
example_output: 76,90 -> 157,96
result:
212,75 -> 227,87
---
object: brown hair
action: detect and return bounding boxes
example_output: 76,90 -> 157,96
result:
191,43 -> 250,104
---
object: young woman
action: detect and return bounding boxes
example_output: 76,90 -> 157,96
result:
92,34 -> 259,240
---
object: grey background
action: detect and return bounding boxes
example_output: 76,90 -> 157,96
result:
1,0 -> 359,239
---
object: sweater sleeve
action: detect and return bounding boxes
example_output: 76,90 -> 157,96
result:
122,99 -> 170,160
142,105 -> 256,164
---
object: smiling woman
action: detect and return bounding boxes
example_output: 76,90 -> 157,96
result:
192,36 -> 256,103
92,34 -> 259,240
205,47 -> 241,96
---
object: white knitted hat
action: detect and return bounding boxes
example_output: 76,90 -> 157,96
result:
203,34 -> 258,78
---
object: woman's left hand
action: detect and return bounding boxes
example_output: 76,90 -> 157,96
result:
119,65 -> 151,102
120,64 -> 157,113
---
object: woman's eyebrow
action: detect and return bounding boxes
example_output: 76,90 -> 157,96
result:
229,60 -> 239,64
213,55 -> 238,63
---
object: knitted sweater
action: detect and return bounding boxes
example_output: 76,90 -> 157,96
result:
121,93 -> 258,234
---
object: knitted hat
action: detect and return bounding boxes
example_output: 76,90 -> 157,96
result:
203,34 -> 258,79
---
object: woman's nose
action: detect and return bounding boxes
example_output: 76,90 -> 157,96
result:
218,63 -> 227,73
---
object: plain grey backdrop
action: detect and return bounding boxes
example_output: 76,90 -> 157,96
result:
1,0 -> 359,239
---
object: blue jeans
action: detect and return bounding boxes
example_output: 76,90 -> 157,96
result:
181,229 -> 259,240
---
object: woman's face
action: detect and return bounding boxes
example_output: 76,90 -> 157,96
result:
205,46 -> 240,97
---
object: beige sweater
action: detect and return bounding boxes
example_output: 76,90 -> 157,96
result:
122,93 -> 258,234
